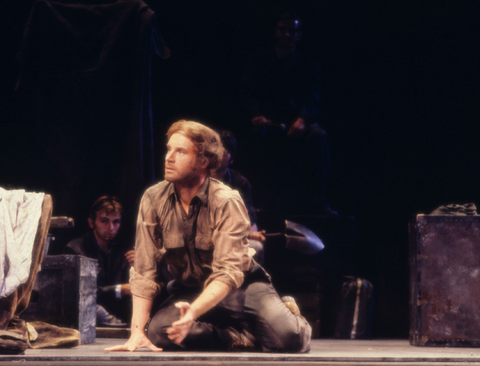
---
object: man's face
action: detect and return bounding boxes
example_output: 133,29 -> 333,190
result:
165,133 -> 202,184
88,209 -> 121,245
274,19 -> 302,48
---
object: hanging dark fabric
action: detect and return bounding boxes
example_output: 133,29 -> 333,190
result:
15,0 -> 166,238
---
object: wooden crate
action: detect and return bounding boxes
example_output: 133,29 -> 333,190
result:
22,255 -> 97,344
410,215 -> 480,346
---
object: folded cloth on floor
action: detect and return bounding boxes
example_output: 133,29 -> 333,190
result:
0,188 -> 45,297
28,321 -> 80,349
0,319 -> 80,354
430,203 -> 477,216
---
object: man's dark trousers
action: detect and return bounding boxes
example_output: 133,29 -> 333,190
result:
147,264 -> 311,353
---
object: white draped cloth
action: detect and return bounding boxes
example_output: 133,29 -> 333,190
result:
0,188 -> 44,298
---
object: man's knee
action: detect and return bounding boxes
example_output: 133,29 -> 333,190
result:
246,282 -> 311,353
146,314 -> 186,350
280,316 -> 312,353
146,317 -> 171,348
264,314 -> 311,353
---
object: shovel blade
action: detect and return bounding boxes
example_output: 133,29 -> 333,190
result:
284,220 -> 325,254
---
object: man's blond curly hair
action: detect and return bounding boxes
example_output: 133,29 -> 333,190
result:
167,120 -> 225,172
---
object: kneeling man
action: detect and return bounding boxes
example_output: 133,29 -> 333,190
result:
106,120 -> 311,352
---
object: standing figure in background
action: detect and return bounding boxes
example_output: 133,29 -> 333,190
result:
241,12 -> 336,216
212,130 -> 265,265
64,196 -> 134,326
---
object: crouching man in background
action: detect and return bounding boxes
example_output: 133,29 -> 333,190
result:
64,196 -> 134,326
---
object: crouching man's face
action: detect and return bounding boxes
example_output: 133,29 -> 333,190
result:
88,209 -> 121,246
165,133 -> 200,184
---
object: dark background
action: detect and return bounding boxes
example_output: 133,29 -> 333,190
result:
2,0 -> 480,338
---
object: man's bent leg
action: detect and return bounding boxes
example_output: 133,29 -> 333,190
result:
147,290 -> 234,351
243,281 -> 311,353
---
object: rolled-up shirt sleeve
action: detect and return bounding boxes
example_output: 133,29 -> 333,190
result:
130,191 -> 164,300
206,194 -> 253,289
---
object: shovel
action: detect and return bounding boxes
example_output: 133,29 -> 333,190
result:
264,220 -> 324,255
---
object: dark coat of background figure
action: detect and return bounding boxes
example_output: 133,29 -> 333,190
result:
239,25 -> 331,215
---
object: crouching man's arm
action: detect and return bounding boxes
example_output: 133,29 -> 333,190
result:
104,295 -> 162,352
105,190 -> 164,352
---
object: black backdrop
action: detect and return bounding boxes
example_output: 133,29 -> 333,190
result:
2,0 -> 480,338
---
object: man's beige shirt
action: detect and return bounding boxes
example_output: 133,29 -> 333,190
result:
130,177 -> 253,300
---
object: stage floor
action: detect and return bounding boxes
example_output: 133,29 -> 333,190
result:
3,339 -> 480,365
